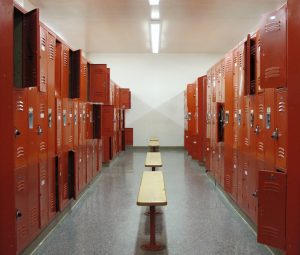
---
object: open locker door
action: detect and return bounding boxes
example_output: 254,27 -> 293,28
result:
23,8 -> 40,88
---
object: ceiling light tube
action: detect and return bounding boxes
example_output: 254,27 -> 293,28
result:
151,9 -> 160,20
151,22 -> 160,54
149,0 -> 159,6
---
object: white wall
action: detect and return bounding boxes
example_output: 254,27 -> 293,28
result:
88,54 -> 222,146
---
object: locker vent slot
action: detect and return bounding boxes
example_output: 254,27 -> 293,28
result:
244,138 -> 249,146
30,207 -> 38,227
63,183 -> 68,198
49,42 -> 55,61
41,75 -> 46,87
258,142 -> 264,152
16,147 -> 25,158
16,100 -> 24,111
265,21 -> 281,33
16,177 -> 25,191
278,101 -> 285,112
40,142 -> 47,152
63,50 -> 68,67
41,36 -> 46,51
261,226 -> 280,240
50,192 -> 55,210
264,67 -> 280,79
277,147 -> 285,159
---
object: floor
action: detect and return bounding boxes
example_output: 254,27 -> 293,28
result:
33,148 -> 271,255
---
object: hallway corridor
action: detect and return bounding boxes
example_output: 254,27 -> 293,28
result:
33,148 -> 271,255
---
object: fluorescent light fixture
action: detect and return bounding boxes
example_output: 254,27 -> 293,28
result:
151,9 -> 160,20
150,23 -> 160,54
149,0 -> 160,6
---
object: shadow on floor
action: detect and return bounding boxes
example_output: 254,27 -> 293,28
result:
134,207 -> 169,255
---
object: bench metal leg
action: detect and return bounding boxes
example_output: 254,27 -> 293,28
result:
141,206 -> 165,251
152,167 -> 155,171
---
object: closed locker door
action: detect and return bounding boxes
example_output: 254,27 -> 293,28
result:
59,152 -> 69,210
62,98 -> 68,152
48,157 -> 56,220
55,42 -> 62,97
61,44 -> 70,98
255,93 -> 265,162
80,57 -> 88,101
73,100 -> 79,149
257,170 -> 286,250
68,99 -> 74,151
97,139 -> 103,172
15,166 -> 29,253
102,136 -> 110,163
81,144 -> 87,189
86,140 -> 93,183
27,87 -> 40,240
264,88 -> 275,171
231,149 -> 238,202
187,84 -> 197,136
92,140 -> 97,177
47,31 -> 56,157
56,98 -> 62,155
274,89 -> 287,172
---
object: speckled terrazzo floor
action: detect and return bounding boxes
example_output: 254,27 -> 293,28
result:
33,148 -> 271,255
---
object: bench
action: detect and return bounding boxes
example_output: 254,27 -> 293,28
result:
137,171 -> 167,251
148,140 -> 160,152
149,137 -> 159,141
145,152 -> 162,171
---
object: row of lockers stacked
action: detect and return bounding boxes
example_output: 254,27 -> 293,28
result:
13,4 -> 132,254
185,3 -> 290,253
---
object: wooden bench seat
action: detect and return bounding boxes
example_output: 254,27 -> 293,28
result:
148,140 -> 160,152
137,171 -> 167,251
145,152 -> 162,171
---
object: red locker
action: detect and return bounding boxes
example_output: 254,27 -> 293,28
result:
86,140 -> 93,183
47,31 -> 56,157
47,157 -> 56,220
58,153 -> 69,210
102,136 -> 111,163
78,102 -> 86,146
125,128 -> 133,146
260,5 -> 287,89
89,64 -> 110,104
92,139 -> 98,177
56,98 -> 62,155
73,99 -> 79,149
15,166 -> 29,253
97,139 -> 103,173
187,84 -> 197,137
14,89 -> 28,169
86,103 -> 94,139
257,170 -> 286,250
274,89 -> 287,172
264,88 -> 275,171
256,32 -> 263,93
74,150 -> 80,199
27,87 -> 40,240
40,26 -> 47,92
101,105 -> 114,137
61,44 -> 70,98
62,98 -> 74,152
37,92 -> 49,228
231,149 -> 239,202
119,88 -> 131,109
55,42 -> 62,97
79,144 -> 87,192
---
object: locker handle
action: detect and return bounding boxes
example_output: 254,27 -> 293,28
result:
37,125 -> 43,136
16,209 -> 22,219
14,128 -> 21,137
254,125 -> 260,135
252,191 -> 258,198
271,128 -> 279,140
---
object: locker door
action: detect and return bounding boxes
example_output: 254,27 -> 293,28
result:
73,100 -> 79,149
61,44 -> 70,98
27,87 -> 40,240
55,42 -> 62,97
101,105 -> 114,137
68,99 -> 74,151
59,152 -> 69,210
255,93 -> 265,161
48,157 -> 56,220
80,58 -> 88,101
97,139 -> 103,172
23,9 -> 40,88
264,89 -> 275,170
256,32 -> 263,93
89,64 -> 109,103
86,140 -> 93,183
14,89 -> 28,169
47,31 -> 56,157
37,92 -> 49,228
15,166 -> 29,253
56,98 -> 62,155
258,170 -> 286,250
274,89 -> 287,172
187,84 -> 197,136
120,88 -> 130,109
260,5 -> 287,89
86,103 -> 94,139
40,26 -> 47,92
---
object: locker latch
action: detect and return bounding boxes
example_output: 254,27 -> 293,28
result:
271,128 -> 279,140
14,128 -> 21,137
48,109 -> 52,128
250,110 -> 254,128
252,191 -> 258,198
37,125 -> 43,136
16,209 -> 22,219
254,125 -> 260,135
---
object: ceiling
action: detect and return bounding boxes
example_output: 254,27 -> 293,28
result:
26,0 -> 285,54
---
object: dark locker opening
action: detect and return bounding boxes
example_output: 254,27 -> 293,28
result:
93,104 -> 101,139
109,137 -> 113,160
217,103 -> 225,142
250,38 -> 256,95
69,50 -> 74,98
68,151 -> 75,199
